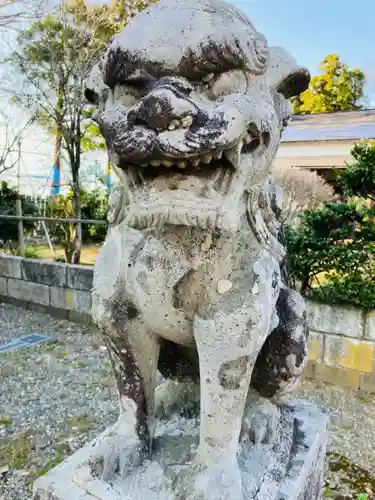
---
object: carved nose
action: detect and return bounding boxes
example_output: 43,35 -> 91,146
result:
127,88 -> 196,131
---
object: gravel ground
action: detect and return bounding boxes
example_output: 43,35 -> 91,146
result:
1,303 -> 375,500
0,303 -> 118,500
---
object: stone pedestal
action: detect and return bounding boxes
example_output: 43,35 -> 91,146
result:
33,400 -> 328,500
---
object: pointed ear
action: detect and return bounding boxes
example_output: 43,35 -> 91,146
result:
268,46 -> 310,99
85,63 -> 108,104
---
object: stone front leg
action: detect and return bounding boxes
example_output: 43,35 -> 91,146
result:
91,298 -> 160,482
173,291 -> 269,500
89,225 -> 162,481
194,312 -> 256,465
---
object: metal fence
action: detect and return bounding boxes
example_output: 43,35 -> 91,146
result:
0,199 -> 106,257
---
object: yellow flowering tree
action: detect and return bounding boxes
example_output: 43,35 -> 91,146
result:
293,54 -> 365,114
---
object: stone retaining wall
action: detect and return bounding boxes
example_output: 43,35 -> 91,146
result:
0,255 -> 93,323
306,301 -> 375,392
1,254 -> 375,391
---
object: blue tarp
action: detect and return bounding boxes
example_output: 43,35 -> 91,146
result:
50,164 -> 60,197
0,333 -> 50,354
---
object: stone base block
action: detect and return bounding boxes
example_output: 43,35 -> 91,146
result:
33,400 -> 328,500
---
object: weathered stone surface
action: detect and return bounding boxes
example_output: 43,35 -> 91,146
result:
0,255 -> 22,279
307,301 -> 363,338
303,362 -> 316,380
67,265 -> 94,292
33,401 -> 328,500
359,372 -> 375,392
315,364 -> 361,390
50,287 -> 91,315
22,259 -> 67,287
0,277 -> 7,296
33,440 -> 97,500
68,310 -> 92,325
324,335 -> 373,373
307,331 -> 324,363
365,310 -> 375,341
7,278 -> 50,306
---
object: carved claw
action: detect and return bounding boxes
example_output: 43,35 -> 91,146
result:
172,458 -> 242,500
240,395 -> 280,446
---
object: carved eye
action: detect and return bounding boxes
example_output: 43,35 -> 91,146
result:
126,75 -> 156,90
159,77 -> 194,95
205,70 -> 247,100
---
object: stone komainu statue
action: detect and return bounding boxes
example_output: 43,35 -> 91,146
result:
85,0 -> 312,498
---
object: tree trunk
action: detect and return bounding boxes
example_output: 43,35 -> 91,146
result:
71,168 -> 81,264
70,114 -> 82,265
52,81 -> 64,198
300,275 -> 310,296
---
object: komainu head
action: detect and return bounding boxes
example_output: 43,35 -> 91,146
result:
86,0 -> 310,234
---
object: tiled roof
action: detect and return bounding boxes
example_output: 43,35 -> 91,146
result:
282,109 -> 375,143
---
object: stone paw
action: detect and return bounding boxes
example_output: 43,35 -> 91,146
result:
89,422 -> 145,482
240,397 -> 280,446
172,458 -> 242,500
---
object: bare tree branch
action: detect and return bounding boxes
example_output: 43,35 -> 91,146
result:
272,166 -> 335,224
0,0 -> 44,29
0,106 -> 35,175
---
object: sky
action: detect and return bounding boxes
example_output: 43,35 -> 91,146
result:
233,0 -> 375,82
2,0 -> 375,195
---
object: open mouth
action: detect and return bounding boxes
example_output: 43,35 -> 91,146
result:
118,123 -> 271,231
121,124 -> 271,190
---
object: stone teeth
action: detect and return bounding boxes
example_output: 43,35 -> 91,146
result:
214,150 -> 223,159
201,232 -> 212,251
137,169 -> 145,182
177,161 -> 187,169
127,167 -> 139,187
203,155 -> 212,164
156,214 -> 166,230
198,216 -> 208,229
163,160 -> 173,167
168,119 -> 180,131
181,115 -> 193,128
150,160 -> 161,167
224,145 -> 241,168
191,158 -> 200,167
211,169 -> 223,184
